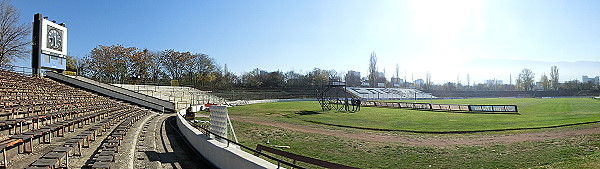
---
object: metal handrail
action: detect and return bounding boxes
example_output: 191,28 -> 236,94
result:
185,117 -> 306,169
0,65 -> 34,76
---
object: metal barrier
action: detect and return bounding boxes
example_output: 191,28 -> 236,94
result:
187,119 -> 307,169
255,144 -> 359,169
0,65 -> 34,76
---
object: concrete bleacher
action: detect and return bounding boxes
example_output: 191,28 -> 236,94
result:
46,72 -> 175,113
346,87 -> 436,99
113,84 -> 223,110
0,70 -> 153,168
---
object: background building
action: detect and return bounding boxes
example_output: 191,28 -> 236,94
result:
582,75 -> 599,85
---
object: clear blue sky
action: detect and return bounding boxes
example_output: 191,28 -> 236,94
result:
12,0 -> 600,84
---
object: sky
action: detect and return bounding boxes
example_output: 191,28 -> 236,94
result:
11,0 -> 600,84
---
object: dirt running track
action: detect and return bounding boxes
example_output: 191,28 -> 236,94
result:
233,116 -> 600,147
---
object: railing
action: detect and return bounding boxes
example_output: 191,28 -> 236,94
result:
186,119 -> 307,169
255,144 -> 359,169
0,65 -> 34,76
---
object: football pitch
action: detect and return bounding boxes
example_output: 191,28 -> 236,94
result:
226,98 -> 600,168
231,98 -> 600,132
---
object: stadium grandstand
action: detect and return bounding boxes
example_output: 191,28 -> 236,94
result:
423,90 -> 600,98
0,67 -> 304,168
0,70 -> 219,168
346,87 -> 436,100
0,70 -> 155,168
112,84 -> 223,110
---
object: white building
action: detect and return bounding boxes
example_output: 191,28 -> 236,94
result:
582,75 -> 599,85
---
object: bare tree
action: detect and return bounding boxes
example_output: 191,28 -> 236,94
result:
395,63 -> 399,79
550,65 -> 559,90
425,71 -> 432,90
466,73 -> 470,88
518,68 -> 535,91
456,74 -> 461,90
0,0 -> 30,65
540,73 -> 550,91
368,51 -> 377,87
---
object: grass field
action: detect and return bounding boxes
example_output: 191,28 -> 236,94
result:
231,121 -> 600,168
221,98 -> 600,168
230,98 -> 600,132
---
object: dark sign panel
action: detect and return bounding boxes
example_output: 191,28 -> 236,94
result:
469,105 -> 518,112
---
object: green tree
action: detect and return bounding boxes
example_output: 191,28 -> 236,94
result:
284,70 -> 308,88
308,68 -> 330,86
242,68 -> 264,88
441,82 -> 456,91
65,55 -> 77,72
561,80 -> 580,90
263,71 -> 285,88
581,81 -> 594,90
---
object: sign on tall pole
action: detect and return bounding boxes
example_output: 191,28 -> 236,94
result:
32,13 -> 68,75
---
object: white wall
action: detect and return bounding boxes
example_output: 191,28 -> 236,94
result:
176,109 -> 278,169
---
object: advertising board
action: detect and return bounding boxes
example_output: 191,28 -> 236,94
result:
209,106 -> 229,143
469,105 -> 518,112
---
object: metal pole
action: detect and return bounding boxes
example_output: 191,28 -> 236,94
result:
32,13 -> 43,76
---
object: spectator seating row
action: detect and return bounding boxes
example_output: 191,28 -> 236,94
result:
26,108 -> 149,169
346,87 -> 436,99
89,109 -> 148,169
0,70 -> 152,168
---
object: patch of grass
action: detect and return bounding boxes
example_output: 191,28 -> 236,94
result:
226,98 -> 600,168
232,121 -> 600,168
193,117 -> 209,121
229,98 -> 600,132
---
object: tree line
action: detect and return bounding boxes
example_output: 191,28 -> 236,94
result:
69,44 -> 342,90
69,45 -> 599,92
515,66 -> 599,91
